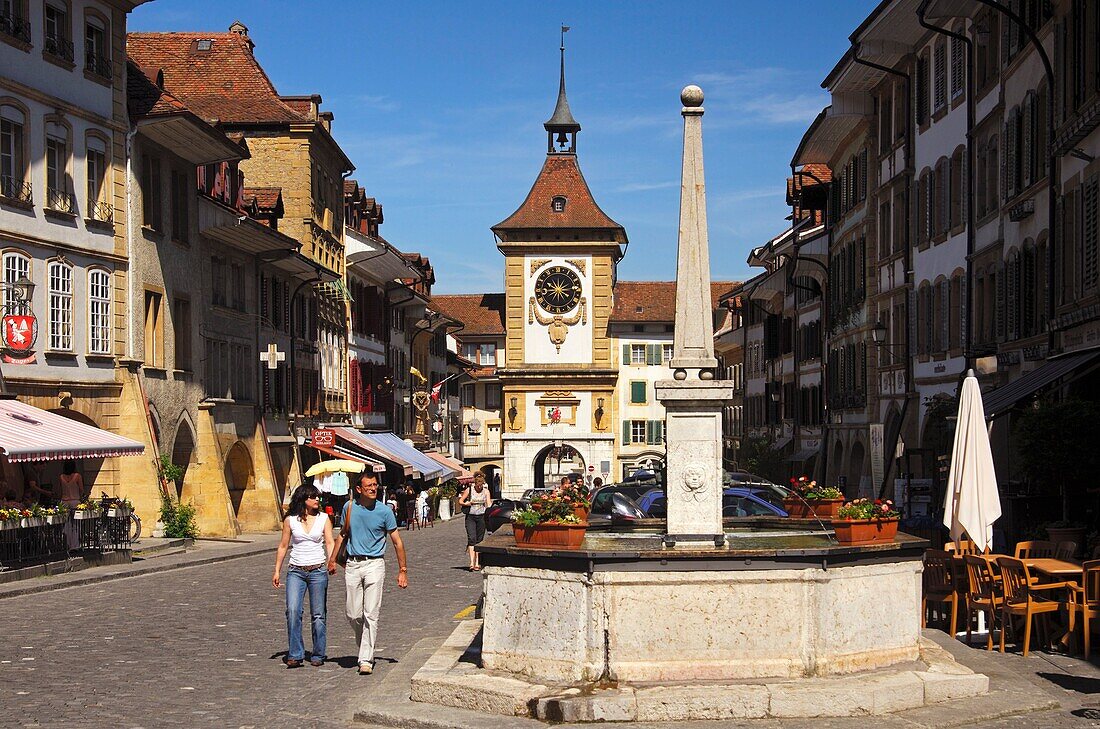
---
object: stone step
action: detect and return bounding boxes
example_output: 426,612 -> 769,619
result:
132,538 -> 192,558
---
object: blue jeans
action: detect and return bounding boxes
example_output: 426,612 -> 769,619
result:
286,566 -> 328,662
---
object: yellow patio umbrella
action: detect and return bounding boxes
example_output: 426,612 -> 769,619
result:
305,459 -> 366,478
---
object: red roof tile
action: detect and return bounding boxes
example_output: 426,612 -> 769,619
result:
127,32 -> 306,124
242,186 -> 281,211
493,155 -> 625,239
432,294 -> 506,336
610,281 -> 738,323
126,59 -> 192,119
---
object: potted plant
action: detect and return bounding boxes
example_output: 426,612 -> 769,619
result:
558,480 -> 591,520
783,476 -> 845,518
832,498 -> 901,545
44,505 -> 66,525
107,497 -> 133,518
511,490 -> 587,549
74,500 -> 101,520
20,506 -> 44,528
0,507 -> 20,530
437,482 -> 458,520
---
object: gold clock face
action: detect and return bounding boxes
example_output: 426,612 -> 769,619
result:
534,265 -> 582,314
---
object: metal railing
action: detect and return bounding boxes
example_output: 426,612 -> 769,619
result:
44,34 -> 74,63
0,11 -> 30,43
0,175 -> 32,204
85,50 -> 111,79
46,187 -> 75,214
88,199 -> 113,222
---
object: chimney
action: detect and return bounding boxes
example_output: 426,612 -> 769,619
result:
228,21 -> 254,53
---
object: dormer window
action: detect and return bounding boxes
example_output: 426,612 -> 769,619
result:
195,39 -> 213,52
551,196 -> 567,212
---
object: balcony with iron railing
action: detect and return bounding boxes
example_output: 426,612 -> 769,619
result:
44,34 -> 74,63
85,50 -> 111,80
46,187 -> 75,215
0,176 -> 32,206
87,199 -> 112,223
0,10 -> 31,44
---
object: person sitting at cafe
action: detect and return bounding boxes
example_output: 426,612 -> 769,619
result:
22,463 -> 53,505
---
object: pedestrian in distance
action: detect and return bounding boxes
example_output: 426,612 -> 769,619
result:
457,472 -> 492,571
273,483 -> 335,668
329,473 -> 408,675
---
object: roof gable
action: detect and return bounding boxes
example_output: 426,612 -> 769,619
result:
610,281 -> 737,323
432,294 -> 506,336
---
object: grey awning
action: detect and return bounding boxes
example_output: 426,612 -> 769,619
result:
983,350 -> 1100,420
786,447 -> 819,463
748,268 -> 786,313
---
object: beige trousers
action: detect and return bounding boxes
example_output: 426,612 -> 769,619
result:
344,558 -> 386,665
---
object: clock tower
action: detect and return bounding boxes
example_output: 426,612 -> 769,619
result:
492,45 -> 627,496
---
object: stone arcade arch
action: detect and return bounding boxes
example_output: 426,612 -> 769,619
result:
532,444 -> 585,491
223,441 -> 254,517
170,417 -> 196,499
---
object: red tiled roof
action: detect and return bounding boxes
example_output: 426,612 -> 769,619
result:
493,155 -> 625,238
126,59 -> 192,119
432,294 -> 506,336
610,281 -> 738,323
243,186 -> 281,211
344,179 -> 359,195
127,32 -> 306,124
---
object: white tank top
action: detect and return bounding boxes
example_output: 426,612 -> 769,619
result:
288,513 -> 328,566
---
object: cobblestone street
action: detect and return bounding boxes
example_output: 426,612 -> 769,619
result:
0,519 -> 482,728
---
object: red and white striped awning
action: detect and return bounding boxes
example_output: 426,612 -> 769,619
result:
0,399 -> 145,463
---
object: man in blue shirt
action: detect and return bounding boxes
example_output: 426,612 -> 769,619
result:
329,472 -> 408,674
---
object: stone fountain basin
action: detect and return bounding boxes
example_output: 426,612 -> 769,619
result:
477,523 -> 928,684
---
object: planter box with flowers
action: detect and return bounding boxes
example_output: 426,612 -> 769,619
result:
832,498 -> 901,545
74,501 -> 101,520
782,476 -> 844,518
512,489 -> 587,549
0,507 -> 20,531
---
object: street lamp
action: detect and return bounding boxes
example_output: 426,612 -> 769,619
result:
12,274 -> 34,303
871,319 -> 904,348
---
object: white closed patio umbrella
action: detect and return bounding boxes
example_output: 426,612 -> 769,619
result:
943,370 -> 1002,553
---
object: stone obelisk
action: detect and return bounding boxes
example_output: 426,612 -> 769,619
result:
656,85 -> 733,547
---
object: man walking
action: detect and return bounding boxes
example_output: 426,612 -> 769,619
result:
329,473 -> 408,675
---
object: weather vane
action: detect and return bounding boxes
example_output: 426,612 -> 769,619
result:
561,24 -> 569,50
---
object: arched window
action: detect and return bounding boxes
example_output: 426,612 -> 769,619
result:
45,120 -> 72,213
48,259 -> 73,351
2,250 -> 30,314
83,10 -> 110,79
985,135 -> 998,214
1,103 -> 28,200
85,133 -> 109,221
88,268 -> 111,354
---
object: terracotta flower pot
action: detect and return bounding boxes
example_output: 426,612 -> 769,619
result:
832,518 -> 899,545
809,498 -> 844,519
513,522 -> 587,549
573,505 -> 590,521
782,499 -> 812,518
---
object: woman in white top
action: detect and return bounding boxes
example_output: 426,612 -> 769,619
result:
458,473 -> 493,571
273,484 -> 335,667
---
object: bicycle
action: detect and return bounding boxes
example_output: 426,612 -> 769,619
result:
96,493 -> 141,544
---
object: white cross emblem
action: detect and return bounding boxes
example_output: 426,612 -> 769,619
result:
259,343 -> 285,370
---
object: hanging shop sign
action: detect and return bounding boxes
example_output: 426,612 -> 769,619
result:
2,310 -> 37,363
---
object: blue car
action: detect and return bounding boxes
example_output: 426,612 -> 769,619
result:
637,487 -> 789,518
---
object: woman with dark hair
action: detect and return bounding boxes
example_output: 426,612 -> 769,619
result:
58,460 -> 85,509
273,483 -> 334,667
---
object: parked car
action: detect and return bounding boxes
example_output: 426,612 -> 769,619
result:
724,471 -> 791,500
636,487 -> 789,518
587,486 -> 647,524
585,482 -> 655,505
485,499 -> 523,533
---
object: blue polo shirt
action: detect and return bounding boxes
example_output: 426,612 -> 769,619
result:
345,499 -> 397,558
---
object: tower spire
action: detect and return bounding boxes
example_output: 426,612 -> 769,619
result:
545,26 -> 580,154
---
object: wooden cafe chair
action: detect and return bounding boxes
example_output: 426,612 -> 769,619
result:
1055,541 -> 1078,561
1014,540 -> 1056,560
1068,560 -> 1100,659
963,554 -> 1002,650
945,538 -> 979,556
996,556 -> 1073,657
922,550 -> 959,637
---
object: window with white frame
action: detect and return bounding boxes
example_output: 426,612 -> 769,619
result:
48,260 -> 73,351
45,124 -> 70,211
479,342 -> 496,366
2,251 -> 29,314
630,343 -> 645,364
88,268 -> 110,354
461,342 -> 477,361
84,14 -> 109,78
630,420 -> 647,444
86,136 -> 107,219
662,343 -> 673,362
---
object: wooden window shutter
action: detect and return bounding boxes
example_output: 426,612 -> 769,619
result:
631,380 -> 646,404
941,280 -> 951,351
1083,176 -> 1099,291
951,35 -> 965,98
259,275 -> 268,323
622,420 -> 630,446
859,150 -> 868,201
622,343 -> 631,363
646,343 -> 661,365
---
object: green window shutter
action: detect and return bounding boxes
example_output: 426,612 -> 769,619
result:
630,381 -> 646,404
645,420 -> 655,445
622,420 -> 630,445
622,344 -> 630,364
646,343 -> 660,365
656,420 -> 665,444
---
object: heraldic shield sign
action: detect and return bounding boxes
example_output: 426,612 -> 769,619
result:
2,309 -> 38,363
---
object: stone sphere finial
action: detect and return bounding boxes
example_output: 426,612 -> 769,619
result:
681,85 -> 704,107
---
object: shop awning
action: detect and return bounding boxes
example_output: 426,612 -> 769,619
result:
983,350 -> 1100,420
748,268 -> 786,313
425,452 -> 473,483
328,428 -> 452,481
310,441 -> 387,473
0,399 -> 145,463
786,447 -> 820,463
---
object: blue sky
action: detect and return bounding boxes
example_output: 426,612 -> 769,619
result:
131,1 -> 877,294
